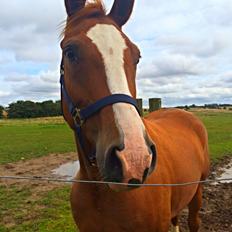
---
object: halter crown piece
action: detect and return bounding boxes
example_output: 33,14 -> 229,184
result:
60,60 -> 140,165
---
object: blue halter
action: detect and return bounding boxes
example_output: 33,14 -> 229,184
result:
60,61 -> 140,164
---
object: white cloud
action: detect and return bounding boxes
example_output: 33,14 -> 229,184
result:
138,54 -> 206,80
0,0 -> 65,63
0,91 -> 10,98
136,71 -> 232,107
12,70 -> 59,96
1,70 -> 60,105
4,74 -> 28,82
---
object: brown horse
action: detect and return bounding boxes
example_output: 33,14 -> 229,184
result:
60,0 -> 210,231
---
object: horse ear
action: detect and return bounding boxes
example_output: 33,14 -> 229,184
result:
108,0 -> 135,27
65,0 -> 86,17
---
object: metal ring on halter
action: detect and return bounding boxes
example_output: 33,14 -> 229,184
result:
72,108 -> 84,126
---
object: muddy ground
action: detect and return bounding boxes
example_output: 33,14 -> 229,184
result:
0,153 -> 77,193
0,154 -> 231,232
179,156 -> 232,232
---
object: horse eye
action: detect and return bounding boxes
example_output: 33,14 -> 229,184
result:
64,47 -> 77,62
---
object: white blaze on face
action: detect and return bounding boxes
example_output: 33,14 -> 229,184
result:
87,24 -> 149,177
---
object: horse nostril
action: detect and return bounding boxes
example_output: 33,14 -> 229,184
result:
104,147 -> 123,182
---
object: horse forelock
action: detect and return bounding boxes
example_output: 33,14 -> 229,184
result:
63,0 -> 106,35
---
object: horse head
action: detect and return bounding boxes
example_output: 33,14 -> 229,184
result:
61,0 -> 156,191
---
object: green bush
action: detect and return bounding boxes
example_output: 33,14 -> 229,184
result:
7,100 -> 62,119
0,105 -> 4,118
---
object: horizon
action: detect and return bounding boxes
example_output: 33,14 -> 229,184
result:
1,99 -> 231,109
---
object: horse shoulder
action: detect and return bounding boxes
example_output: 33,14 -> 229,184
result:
144,108 -> 208,148
143,108 -> 210,178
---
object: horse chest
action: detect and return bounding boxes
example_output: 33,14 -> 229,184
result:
79,206 -> 166,232
72,185 -> 170,232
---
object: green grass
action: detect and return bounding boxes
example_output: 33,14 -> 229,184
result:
1,112 -> 231,164
0,185 -> 77,232
0,111 -> 232,164
193,111 -> 232,160
0,117 -> 76,164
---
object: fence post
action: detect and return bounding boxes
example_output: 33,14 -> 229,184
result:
149,98 -> 161,112
136,98 -> 143,116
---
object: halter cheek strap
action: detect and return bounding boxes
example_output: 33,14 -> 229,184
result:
60,61 -> 140,164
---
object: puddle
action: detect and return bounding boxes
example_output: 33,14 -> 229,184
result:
52,161 -> 80,179
51,159 -> 232,183
219,162 -> 232,183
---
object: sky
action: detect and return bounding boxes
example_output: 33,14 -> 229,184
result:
0,0 -> 231,107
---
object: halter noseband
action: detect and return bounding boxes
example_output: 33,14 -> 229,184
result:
60,61 -> 140,165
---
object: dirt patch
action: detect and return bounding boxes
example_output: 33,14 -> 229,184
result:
0,153 -> 78,192
201,156 -> 232,232
179,156 -> 232,232
0,154 -> 231,231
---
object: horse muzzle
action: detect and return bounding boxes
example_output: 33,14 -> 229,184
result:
101,136 -> 157,191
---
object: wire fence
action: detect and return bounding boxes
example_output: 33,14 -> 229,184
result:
0,175 -> 231,187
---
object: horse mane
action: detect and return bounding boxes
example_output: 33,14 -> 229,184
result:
63,0 -> 106,35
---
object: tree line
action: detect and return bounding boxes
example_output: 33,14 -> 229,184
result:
1,101 -> 232,119
0,100 -> 62,119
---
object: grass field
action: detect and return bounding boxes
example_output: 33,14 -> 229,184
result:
0,117 -> 76,164
194,110 -> 232,160
0,111 -> 232,231
0,186 -> 76,232
0,111 -> 231,163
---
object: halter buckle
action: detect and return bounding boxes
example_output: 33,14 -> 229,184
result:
72,108 -> 84,126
